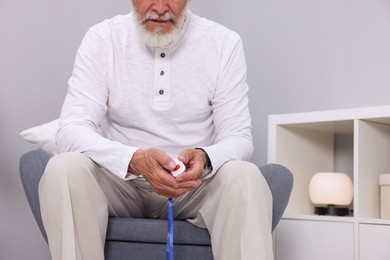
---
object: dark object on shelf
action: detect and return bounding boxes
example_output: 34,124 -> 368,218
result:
315,205 -> 350,216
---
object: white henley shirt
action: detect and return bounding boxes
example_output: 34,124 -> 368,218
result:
56,10 -> 254,180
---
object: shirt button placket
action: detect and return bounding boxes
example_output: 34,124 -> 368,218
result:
154,50 -> 169,108
159,52 -> 166,96
159,67 -> 165,95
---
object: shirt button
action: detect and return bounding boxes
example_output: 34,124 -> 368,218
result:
160,71 -> 165,76
159,89 -> 164,95
160,53 -> 166,58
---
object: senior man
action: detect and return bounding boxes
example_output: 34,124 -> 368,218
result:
38,0 -> 273,259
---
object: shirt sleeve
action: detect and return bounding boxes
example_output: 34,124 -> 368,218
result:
200,31 -> 254,179
56,26 -> 138,180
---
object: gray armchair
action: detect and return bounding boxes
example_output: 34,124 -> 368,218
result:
20,149 -> 293,260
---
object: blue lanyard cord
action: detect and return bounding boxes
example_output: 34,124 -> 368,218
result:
166,197 -> 174,260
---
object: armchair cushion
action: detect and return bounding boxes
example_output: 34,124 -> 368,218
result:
19,119 -> 59,153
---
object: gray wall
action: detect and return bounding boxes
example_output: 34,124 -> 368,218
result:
1,0 -> 389,259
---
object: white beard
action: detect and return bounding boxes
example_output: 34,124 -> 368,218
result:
132,3 -> 188,49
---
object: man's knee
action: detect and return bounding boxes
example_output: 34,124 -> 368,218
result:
212,160 -> 270,197
40,152 -> 96,190
217,160 -> 264,183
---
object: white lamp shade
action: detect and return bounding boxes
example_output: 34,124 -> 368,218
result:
309,172 -> 353,206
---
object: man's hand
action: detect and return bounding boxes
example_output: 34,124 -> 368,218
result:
176,148 -> 206,183
128,148 -> 201,198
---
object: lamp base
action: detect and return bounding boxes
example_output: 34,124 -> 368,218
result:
315,206 -> 349,216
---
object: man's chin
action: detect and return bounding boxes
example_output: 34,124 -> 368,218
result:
141,31 -> 177,49
146,28 -> 174,36
138,22 -> 181,49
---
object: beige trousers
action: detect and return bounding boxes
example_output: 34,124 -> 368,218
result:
39,152 -> 273,260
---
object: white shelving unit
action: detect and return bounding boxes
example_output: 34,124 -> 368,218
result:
268,106 -> 390,260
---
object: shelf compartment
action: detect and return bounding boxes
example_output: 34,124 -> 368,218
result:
274,120 -> 354,216
275,219 -> 354,260
359,224 -> 390,260
357,119 -> 390,219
